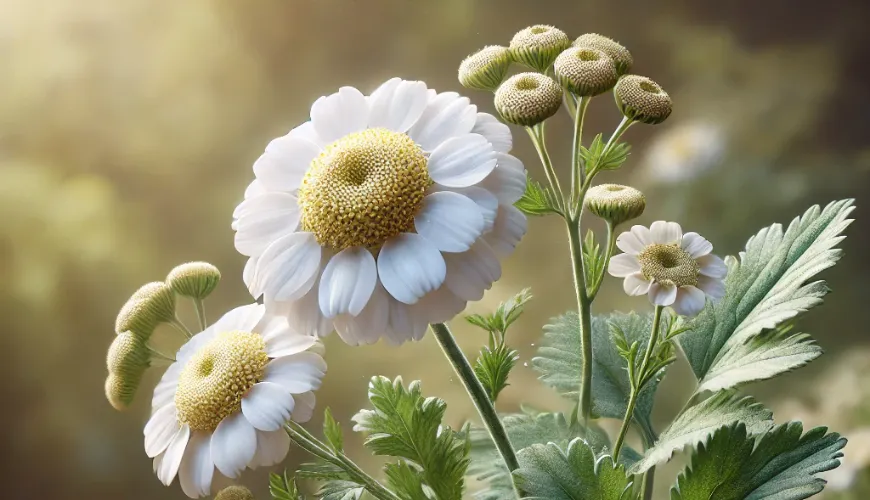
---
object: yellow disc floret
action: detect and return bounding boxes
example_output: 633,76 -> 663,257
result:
637,244 -> 699,287
175,331 -> 269,432
297,128 -> 429,251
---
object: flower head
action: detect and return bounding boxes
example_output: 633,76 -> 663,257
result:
144,304 -> 325,497
509,25 -> 571,72
115,282 -> 176,339
494,73 -> 563,127
554,47 -> 618,97
233,79 -> 528,345
614,75 -> 672,125
608,222 -> 727,316
584,184 -> 645,226
167,262 -> 222,299
573,33 -> 633,76
459,45 -> 512,91
214,486 -> 255,500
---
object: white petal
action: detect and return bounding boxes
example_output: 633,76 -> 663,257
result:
440,186 -> 498,233
145,404 -> 180,458
233,192 -> 300,257
484,204 -> 527,257
671,286 -> 707,317
273,289 -> 334,339
251,429 -> 292,467
444,240 -> 501,301
650,221 -> 683,244
262,317 -> 317,357
623,273 -> 652,296
243,256 -> 258,290
697,275 -> 726,300
175,328 -> 219,365
615,230 -> 647,256
472,112 -> 512,153
211,412 -> 257,478
377,233 -> 446,304
179,431 -> 213,498
408,93 -> 477,150
276,121 -> 323,147
243,180 -> 266,202
211,303 -> 265,334
698,254 -> 728,278
414,285 -> 466,325
428,134 -> 497,187
253,136 -> 320,192
478,153 -> 527,205
152,362 -> 182,412
608,254 -> 642,278
291,392 -> 317,423
318,247 -> 377,318
263,352 -> 327,393
386,298 -> 429,344
630,225 -> 653,247
415,192 -> 485,253
367,79 -> 428,132
648,282 -> 678,306
334,281 -> 389,345
157,425 -> 190,486
251,232 -> 322,301
681,232 -> 713,258
242,382 -> 296,431
311,86 -> 369,143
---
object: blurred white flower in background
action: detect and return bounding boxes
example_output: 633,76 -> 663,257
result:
639,121 -> 727,184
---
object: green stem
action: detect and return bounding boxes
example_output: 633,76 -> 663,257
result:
526,124 -> 564,208
589,221 -> 616,299
193,298 -> 208,331
602,116 -> 634,154
146,345 -> 176,363
430,323 -> 523,498
571,96 -> 591,208
641,467 -> 656,500
613,306 -> 664,460
168,316 -> 193,339
566,219 -> 593,429
564,91 -> 578,121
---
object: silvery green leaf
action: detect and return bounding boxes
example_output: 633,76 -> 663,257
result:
680,200 -> 854,390
515,180 -> 562,216
318,481 -> 365,500
671,422 -> 846,500
630,393 -> 773,474
514,438 -> 634,500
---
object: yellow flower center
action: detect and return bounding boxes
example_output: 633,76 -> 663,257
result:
175,331 -> 269,432
637,243 -> 700,287
297,128 -> 430,251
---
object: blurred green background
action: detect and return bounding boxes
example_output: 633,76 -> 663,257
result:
2,0 -> 869,498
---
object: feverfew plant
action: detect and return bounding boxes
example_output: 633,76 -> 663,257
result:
104,24 -> 852,500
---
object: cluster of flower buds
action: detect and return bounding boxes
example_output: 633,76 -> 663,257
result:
104,261 -> 221,410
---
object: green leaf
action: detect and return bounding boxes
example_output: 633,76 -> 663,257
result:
296,461 -> 352,481
630,393 -> 773,474
270,470 -> 303,500
533,312 -> 666,439
465,288 -> 533,339
384,461 -> 434,500
352,376 -> 469,500
474,344 -> 519,402
317,481 -> 365,500
515,180 -> 562,216
679,200 -> 854,390
671,422 -> 846,500
323,407 -> 344,452
514,438 -> 634,500
580,134 -> 632,174
582,230 -> 605,294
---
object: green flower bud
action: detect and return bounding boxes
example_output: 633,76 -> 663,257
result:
114,281 -> 176,339
509,25 -> 571,72
494,73 -> 563,127
105,372 -> 143,411
614,75 -> 672,125
585,184 -> 646,226
166,261 -> 221,299
573,33 -> 633,76
554,47 -> 618,97
458,45 -> 512,92
106,331 -> 151,377
215,486 -> 255,500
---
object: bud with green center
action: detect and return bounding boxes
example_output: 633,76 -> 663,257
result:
614,75 -> 672,125
585,184 -> 646,226
114,281 -> 177,339
106,331 -> 151,377
554,47 -> 618,97
573,33 -> 633,76
105,372 -> 143,411
215,486 -> 255,500
494,72 -> 563,127
509,25 -> 571,72
166,261 -> 221,299
459,45 -> 512,91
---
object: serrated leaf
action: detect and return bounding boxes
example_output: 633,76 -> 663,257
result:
317,480 -> 365,500
474,344 -> 519,401
580,134 -> 631,174
631,393 -> 773,474
270,470 -> 303,500
671,422 -> 846,500
323,407 -> 344,452
514,438 -> 634,500
385,461 -> 434,500
515,179 -> 562,216
533,312 -> 666,439
352,376 -> 469,500
582,230 -> 605,293
680,200 -> 854,390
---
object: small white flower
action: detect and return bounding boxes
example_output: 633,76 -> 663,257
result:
608,221 -> 727,316
144,304 -> 325,498
233,78 -> 528,345
640,121 -> 726,184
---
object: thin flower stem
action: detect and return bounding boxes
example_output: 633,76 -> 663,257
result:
613,306 -> 664,460
193,298 -> 208,331
526,124 -> 564,208
589,221 -> 616,300
146,345 -> 176,363
169,316 -> 193,339
563,91 -> 578,121
602,117 -> 634,157
571,96 -> 591,209
430,323 -> 523,499
566,219 -> 594,430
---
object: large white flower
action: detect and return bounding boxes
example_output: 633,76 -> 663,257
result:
233,78 -> 527,345
144,304 -> 325,498
608,221 -> 727,316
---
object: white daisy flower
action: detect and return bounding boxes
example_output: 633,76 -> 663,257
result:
607,221 -> 727,316
233,78 -> 528,345
144,303 -> 325,498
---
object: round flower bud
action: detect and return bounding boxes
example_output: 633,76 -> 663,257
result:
458,45 -> 512,91
114,281 -> 177,339
509,25 -> 571,72
573,33 -> 633,76
585,184 -> 646,226
494,73 -> 563,127
105,372 -> 143,411
166,261 -> 221,299
614,75 -> 672,125
554,47 -> 618,97
106,331 -> 151,377
215,486 -> 255,500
